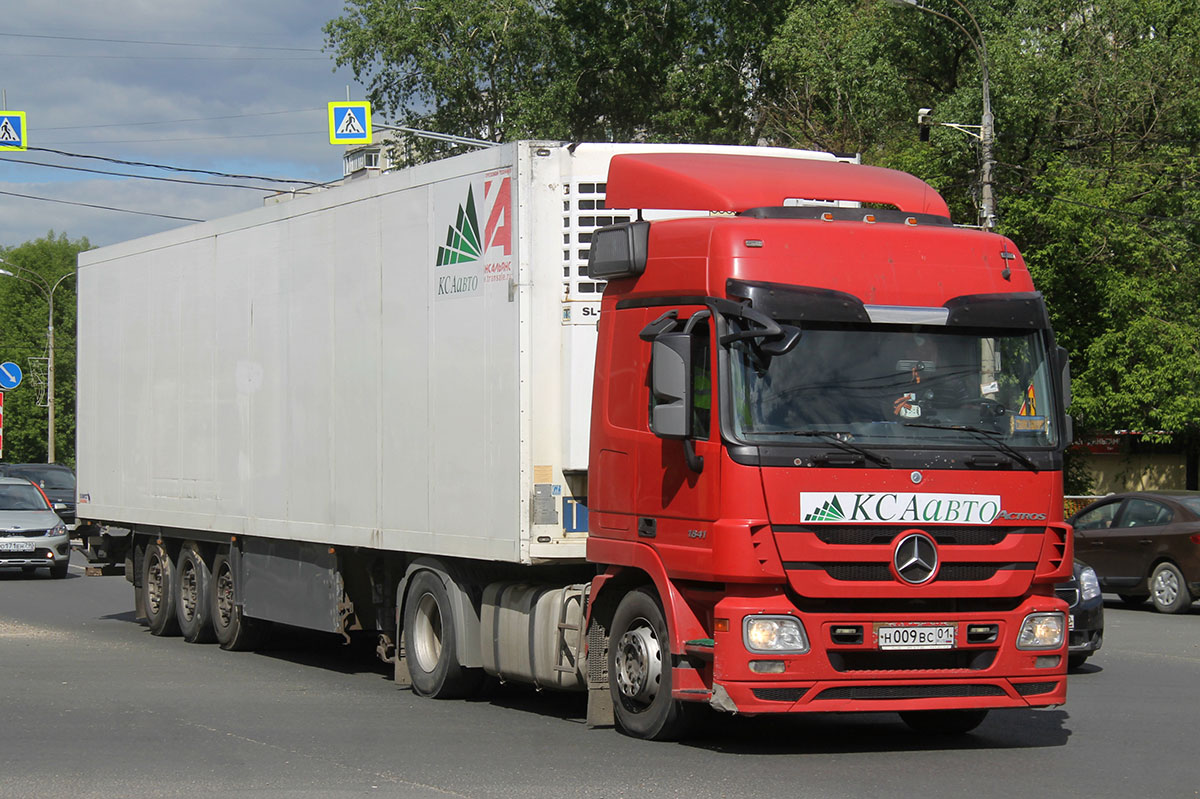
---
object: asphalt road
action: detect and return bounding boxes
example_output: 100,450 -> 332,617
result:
2,554 -> 1198,799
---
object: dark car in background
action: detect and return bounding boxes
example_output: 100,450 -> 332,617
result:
1070,491 -> 1200,614
1057,560 -> 1104,669
0,463 -> 76,529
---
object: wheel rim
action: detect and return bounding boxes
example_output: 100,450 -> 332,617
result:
1153,568 -> 1179,606
411,592 -> 444,673
614,617 -> 663,707
215,564 -> 235,628
147,552 -> 166,616
179,560 -> 198,621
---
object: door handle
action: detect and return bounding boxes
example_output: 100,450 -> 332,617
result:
1139,538 -> 1153,545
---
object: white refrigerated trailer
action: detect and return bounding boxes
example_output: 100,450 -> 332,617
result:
75,140 -> 846,703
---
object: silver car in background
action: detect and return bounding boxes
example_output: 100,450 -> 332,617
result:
0,476 -> 70,578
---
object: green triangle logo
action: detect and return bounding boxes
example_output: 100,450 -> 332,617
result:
804,495 -> 846,522
436,186 -> 482,266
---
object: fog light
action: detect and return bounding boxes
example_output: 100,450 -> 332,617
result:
1017,612 -> 1065,650
749,660 -> 786,674
1035,655 -> 1061,668
744,616 -> 809,654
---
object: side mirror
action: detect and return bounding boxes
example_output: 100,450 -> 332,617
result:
650,332 -> 692,440
54,502 -> 68,512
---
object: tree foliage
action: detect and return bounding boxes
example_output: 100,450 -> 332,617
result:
334,0 -> 1197,446
0,232 -> 89,466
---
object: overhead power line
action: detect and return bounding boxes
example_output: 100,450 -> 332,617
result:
27,147 -> 323,187
0,155 -> 295,191
42,109 -> 315,132
0,32 -> 321,52
0,189 -> 203,222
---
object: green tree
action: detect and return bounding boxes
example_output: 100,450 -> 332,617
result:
324,0 -> 1200,458
0,232 -> 90,467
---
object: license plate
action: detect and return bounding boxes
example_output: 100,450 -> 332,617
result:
877,624 -> 956,650
1068,614 -> 1076,631
0,541 -> 35,552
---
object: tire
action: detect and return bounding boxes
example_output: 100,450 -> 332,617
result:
608,587 -> 698,741
210,550 -> 267,651
142,541 -> 180,636
900,709 -> 989,734
402,570 -> 483,699
49,560 -> 68,579
175,543 -> 216,643
1067,653 -> 1090,671
1118,593 -> 1148,607
1149,562 -> 1194,614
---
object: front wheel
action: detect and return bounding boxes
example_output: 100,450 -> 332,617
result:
900,709 -> 989,734
1067,653 -> 1090,670
1118,593 -> 1148,607
1150,562 -> 1193,614
402,570 -> 482,698
608,587 -> 697,741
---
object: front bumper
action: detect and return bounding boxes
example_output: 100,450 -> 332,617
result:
1068,599 -> 1103,655
0,535 -> 70,568
693,591 -> 1068,716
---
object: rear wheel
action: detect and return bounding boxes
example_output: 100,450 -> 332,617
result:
900,709 -> 989,734
175,543 -> 216,643
402,570 -> 482,698
142,541 -> 180,636
1150,562 -> 1193,614
608,587 -> 698,741
210,550 -> 267,651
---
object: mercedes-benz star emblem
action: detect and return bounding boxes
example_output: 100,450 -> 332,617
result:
893,533 -> 938,584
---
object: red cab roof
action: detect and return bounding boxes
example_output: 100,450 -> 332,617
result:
605,152 -> 951,219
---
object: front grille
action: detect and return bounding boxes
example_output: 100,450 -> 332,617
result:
829,650 -> 996,672
802,526 -> 1031,546
815,684 -> 1006,700
1014,681 -> 1058,696
751,687 -> 808,703
799,563 -> 1029,582
2,529 -> 51,538
1055,587 -> 1080,608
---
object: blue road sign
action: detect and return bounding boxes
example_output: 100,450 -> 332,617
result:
0,112 -> 27,151
0,362 -> 22,390
328,102 -> 372,145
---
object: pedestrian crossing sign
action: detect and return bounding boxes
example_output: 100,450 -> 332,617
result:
0,112 -> 27,151
328,102 -> 371,145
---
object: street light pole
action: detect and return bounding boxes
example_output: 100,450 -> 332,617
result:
886,0 -> 997,229
0,257 -> 75,462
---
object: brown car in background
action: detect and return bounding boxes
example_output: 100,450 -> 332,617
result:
1070,491 -> 1200,614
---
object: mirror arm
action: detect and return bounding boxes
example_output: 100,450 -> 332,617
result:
683,439 -> 704,474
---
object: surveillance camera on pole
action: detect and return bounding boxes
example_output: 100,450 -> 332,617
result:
917,108 -> 933,142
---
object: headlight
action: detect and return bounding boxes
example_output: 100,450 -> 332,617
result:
50,522 -> 67,537
1079,566 -> 1101,601
743,616 -> 809,653
1017,612 -> 1065,650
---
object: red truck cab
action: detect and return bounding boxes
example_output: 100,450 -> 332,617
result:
584,153 -> 1073,739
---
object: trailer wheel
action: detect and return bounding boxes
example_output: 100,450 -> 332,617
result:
899,709 -> 989,734
403,570 -> 482,698
210,550 -> 267,651
175,543 -> 216,643
608,587 -> 697,741
142,541 -> 180,637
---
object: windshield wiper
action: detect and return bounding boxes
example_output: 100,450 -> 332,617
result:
902,422 -> 1039,472
784,430 -> 891,467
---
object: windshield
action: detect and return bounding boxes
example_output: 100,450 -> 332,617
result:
729,323 -> 1058,449
0,483 -> 52,511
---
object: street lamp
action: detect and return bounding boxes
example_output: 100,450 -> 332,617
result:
885,0 -> 997,230
0,257 -> 75,463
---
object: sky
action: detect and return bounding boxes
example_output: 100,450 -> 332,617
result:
0,0 -> 370,250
